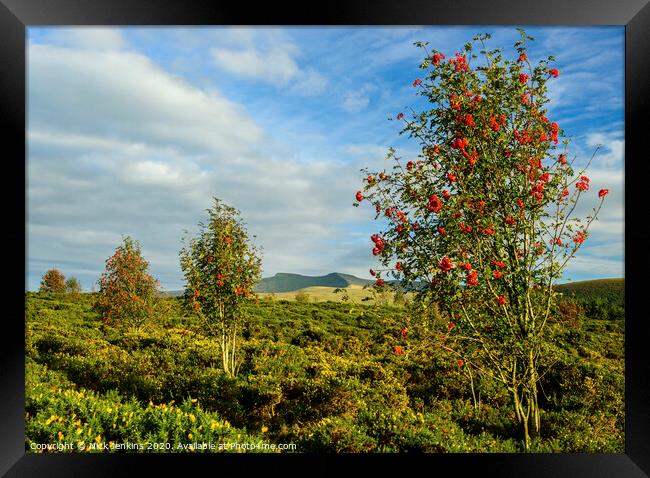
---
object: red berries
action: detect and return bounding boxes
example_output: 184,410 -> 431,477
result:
599,188 -> 609,198
393,345 -> 404,355
518,52 -> 528,62
439,256 -> 454,272
450,53 -> 468,72
452,137 -> 469,150
396,112 -> 404,120
413,78 -> 422,87
549,68 -> 559,78
573,231 -> 587,244
504,216 -> 515,226
497,295 -> 507,306
576,176 -> 590,191
446,172 -> 457,183
519,73 -> 529,84
400,326 -> 409,339
466,271 -> 479,286
428,194 -> 443,212
356,191 -> 364,202
493,270 -> 503,280
431,52 -> 446,64
371,234 -> 385,256
459,223 -> 473,234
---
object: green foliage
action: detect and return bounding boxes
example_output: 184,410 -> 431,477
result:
26,360 -> 269,453
179,198 -> 262,377
40,269 -> 66,294
65,277 -> 82,296
25,289 -> 623,453
93,236 -> 161,329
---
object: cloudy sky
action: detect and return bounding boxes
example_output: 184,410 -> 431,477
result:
26,26 -> 624,291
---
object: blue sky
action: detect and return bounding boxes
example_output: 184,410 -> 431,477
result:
26,26 -> 624,291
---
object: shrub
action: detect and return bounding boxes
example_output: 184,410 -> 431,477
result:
93,236 -> 161,329
65,277 -> 82,296
40,269 -> 66,294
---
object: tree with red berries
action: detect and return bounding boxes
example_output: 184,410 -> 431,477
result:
39,268 -> 66,294
94,236 -> 161,329
179,198 -> 262,377
355,30 -> 609,449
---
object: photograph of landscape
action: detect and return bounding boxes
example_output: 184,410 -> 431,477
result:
26,25 -> 624,453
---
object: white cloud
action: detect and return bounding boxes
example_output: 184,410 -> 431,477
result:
211,45 -> 300,85
290,67 -> 329,96
210,32 -> 328,96
341,84 -> 377,113
29,44 -> 265,156
42,27 -> 128,51
342,143 -> 388,159
585,133 -> 624,168
564,255 -> 624,279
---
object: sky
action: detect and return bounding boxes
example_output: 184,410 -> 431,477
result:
26,26 -> 624,291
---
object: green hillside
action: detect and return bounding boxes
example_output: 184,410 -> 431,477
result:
556,278 -> 624,306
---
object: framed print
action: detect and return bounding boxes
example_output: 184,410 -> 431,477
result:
2,0 -> 649,476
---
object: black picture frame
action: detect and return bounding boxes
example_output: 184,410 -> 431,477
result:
3,0 -> 648,476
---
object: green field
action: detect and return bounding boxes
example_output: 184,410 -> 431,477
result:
25,290 -> 624,453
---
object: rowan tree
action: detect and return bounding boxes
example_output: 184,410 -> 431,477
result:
179,198 -> 262,376
94,236 -> 161,329
355,30 -> 609,449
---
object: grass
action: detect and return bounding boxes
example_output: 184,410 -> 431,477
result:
24,290 -> 624,453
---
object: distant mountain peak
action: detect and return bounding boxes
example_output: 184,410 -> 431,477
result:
253,272 -> 372,293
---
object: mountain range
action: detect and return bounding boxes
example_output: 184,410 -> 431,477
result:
160,273 -> 624,299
